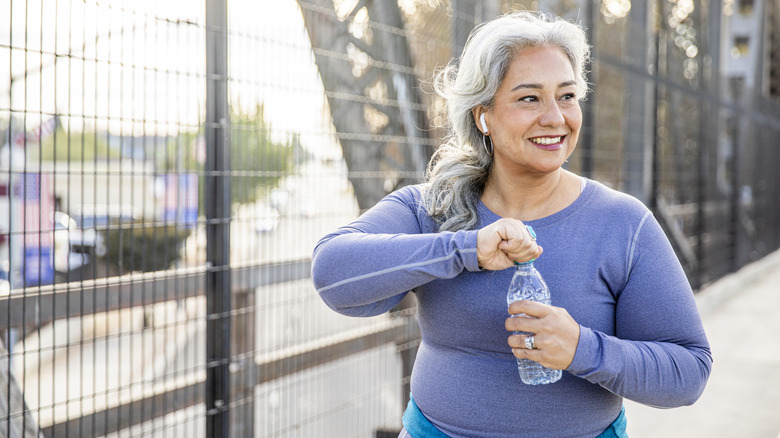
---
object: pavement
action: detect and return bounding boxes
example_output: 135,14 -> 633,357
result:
625,248 -> 780,438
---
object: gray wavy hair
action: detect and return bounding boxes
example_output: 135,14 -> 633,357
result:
421,11 -> 590,231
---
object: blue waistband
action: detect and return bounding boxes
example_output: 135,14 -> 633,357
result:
597,405 -> 627,438
402,395 -> 450,437
402,394 -> 627,438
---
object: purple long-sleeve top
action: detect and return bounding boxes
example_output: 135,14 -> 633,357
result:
312,180 -> 712,438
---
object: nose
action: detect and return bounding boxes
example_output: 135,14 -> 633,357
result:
539,101 -> 565,127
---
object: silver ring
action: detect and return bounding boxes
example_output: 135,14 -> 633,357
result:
524,335 -> 536,350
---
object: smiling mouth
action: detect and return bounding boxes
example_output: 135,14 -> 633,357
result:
530,136 -> 564,146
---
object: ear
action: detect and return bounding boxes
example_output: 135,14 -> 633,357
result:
472,106 -> 488,134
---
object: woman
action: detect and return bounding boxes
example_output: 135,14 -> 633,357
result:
312,11 -> 711,438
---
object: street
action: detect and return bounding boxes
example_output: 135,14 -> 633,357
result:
10,160 -> 407,437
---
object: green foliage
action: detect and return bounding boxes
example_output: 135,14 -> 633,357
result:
230,104 -> 293,205
105,224 -> 191,273
39,129 -> 120,161
162,104 -> 294,206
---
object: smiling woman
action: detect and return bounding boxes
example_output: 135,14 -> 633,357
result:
423,10 -> 590,232
312,10 -> 712,438
473,46 -> 583,221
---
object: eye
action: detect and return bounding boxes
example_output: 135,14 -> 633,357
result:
519,95 -> 538,102
560,93 -> 576,101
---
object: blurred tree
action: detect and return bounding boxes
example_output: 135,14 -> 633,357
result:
229,104 -> 294,205
39,128 -> 119,161
164,104 -> 294,207
106,223 -> 191,273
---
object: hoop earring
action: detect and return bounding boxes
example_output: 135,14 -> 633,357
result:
482,134 -> 493,156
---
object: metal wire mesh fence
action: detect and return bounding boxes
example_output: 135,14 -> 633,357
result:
0,0 -> 778,437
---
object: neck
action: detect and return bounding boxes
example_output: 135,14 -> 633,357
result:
481,168 -> 578,221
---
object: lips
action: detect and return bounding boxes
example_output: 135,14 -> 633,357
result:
529,135 -> 565,150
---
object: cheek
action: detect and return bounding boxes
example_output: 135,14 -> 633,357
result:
564,105 -> 582,126
567,116 -> 581,136
565,113 -> 581,155
566,128 -> 580,152
565,107 -> 583,130
566,141 -> 578,159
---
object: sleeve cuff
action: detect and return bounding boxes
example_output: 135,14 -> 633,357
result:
566,325 -> 600,376
461,230 -> 482,272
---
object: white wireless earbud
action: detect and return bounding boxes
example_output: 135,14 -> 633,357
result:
480,113 -> 488,133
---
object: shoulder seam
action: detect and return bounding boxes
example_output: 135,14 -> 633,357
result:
626,211 -> 652,282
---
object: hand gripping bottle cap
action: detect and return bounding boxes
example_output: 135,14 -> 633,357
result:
514,225 -> 537,265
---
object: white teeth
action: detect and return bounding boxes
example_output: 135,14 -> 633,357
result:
530,136 -> 562,145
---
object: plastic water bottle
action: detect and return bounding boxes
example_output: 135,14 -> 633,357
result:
506,227 -> 561,385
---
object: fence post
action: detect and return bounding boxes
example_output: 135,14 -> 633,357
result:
623,0 -> 655,204
695,0 -> 723,289
206,0 -> 231,437
650,0 -> 663,213
231,288 -> 255,437
581,0 -> 596,177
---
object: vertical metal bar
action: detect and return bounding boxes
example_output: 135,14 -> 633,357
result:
451,0 -> 473,60
231,288 -> 255,437
4,0 -> 13,435
581,0 -> 595,178
731,98 -> 744,273
3,0 -> 10,318
205,0 -> 231,437
650,1 -> 662,212
693,0 -> 705,290
622,0 -> 653,204
76,2 -> 87,436
696,0 -> 722,289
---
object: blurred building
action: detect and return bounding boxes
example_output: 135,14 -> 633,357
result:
722,0 -> 778,97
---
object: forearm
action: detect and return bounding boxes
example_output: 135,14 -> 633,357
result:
566,208 -> 712,406
312,229 -> 480,316
568,327 -> 712,407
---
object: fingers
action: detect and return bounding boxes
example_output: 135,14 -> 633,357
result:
508,331 -> 575,370
476,218 -> 542,270
496,220 -> 540,259
505,302 -> 580,370
507,299 -> 547,318
507,332 -> 564,369
508,334 -> 536,350
505,312 -> 543,335
511,344 -> 556,366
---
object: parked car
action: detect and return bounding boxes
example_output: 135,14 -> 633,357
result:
76,205 -> 139,231
269,188 -> 289,211
52,211 -> 106,272
254,204 -> 280,234
295,196 -> 317,218
0,264 -> 9,296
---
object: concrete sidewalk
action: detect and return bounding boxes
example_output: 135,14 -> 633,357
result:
625,249 -> 780,438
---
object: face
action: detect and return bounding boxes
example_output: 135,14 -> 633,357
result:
477,46 -> 582,175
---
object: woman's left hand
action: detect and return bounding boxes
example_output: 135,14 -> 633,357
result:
505,300 -> 581,370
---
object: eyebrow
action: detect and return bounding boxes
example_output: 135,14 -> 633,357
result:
511,80 -> 577,91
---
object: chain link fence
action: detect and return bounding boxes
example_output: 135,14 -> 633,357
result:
0,0 -> 778,436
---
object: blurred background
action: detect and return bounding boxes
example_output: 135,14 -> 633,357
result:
1,0 -> 779,436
